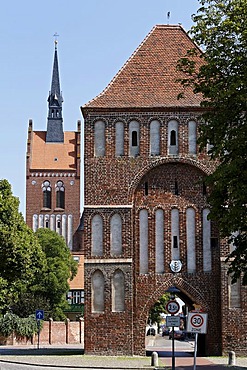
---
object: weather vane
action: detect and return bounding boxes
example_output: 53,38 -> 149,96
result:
53,32 -> 59,47
167,11 -> 170,24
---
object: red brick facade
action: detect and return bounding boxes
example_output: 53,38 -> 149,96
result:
26,119 -> 82,252
81,25 -> 247,356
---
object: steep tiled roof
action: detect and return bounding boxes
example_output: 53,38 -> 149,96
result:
30,131 -> 76,170
83,25 -> 203,109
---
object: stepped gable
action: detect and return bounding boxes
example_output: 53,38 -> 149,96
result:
83,25 -> 203,110
30,131 -> 77,170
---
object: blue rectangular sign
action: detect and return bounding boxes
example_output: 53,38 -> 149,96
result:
35,310 -> 44,320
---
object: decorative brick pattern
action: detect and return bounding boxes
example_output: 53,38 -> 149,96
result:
81,24 -> 247,357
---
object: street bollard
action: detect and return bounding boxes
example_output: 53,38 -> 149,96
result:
228,351 -> 236,366
151,351 -> 159,366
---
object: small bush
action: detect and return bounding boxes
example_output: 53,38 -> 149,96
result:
0,313 -> 41,339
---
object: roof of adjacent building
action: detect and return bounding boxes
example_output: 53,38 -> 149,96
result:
29,131 -> 77,170
83,25 -> 203,110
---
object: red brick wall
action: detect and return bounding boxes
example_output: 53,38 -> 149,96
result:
2,320 -> 84,346
82,109 -> 247,357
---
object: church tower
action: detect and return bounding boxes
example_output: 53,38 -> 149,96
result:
26,40 -> 82,253
46,40 -> 64,143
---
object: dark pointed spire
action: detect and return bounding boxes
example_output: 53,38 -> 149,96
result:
46,36 -> 64,142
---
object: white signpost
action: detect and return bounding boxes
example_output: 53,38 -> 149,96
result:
166,300 -> 180,370
187,312 -> 208,370
187,312 -> 208,334
166,315 -> 180,327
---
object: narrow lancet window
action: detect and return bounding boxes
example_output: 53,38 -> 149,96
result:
42,181 -> 51,209
56,181 -> 65,209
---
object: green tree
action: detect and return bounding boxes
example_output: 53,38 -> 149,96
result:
177,0 -> 247,284
148,294 -> 170,326
0,179 -> 46,313
33,228 -> 77,320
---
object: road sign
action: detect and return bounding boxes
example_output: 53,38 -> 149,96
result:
166,315 -> 180,327
166,300 -> 180,315
187,312 -> 208,334
35,309 -> 44,320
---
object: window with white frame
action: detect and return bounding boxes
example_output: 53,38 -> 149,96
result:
67,290 -> 84,304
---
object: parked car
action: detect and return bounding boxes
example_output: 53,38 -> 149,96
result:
169,329 -> 186,340
147,327 -> 156,336
162,327 -> 170,336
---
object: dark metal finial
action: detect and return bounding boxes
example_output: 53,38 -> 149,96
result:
53,32 -> 59,48
167,11 -> 170,24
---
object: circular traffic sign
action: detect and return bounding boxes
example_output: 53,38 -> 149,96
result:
166,300 -> 180,315
190,314 -> 204,328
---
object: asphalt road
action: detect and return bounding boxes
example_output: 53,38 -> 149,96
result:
146,332 -> 195,357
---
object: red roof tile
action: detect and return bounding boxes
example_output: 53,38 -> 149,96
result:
83,25 -> 203,109
30,131 -> 77,170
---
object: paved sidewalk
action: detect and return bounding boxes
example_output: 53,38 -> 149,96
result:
0,344 -> 246,369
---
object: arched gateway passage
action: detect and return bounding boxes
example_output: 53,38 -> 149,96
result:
137,282 -> 213,356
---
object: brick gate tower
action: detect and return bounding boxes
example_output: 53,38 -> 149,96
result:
81,25 -> 246,356
26,40 -> 82,252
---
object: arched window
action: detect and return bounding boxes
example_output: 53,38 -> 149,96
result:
42,180 -> 51,209
56,181 -> 65,209
94,120 -> 105,157
92,270 -> 105,312
110,214 -> 122,256
139,209 -> 148,274
92,214 -> 103,256
112,269 -> 125,312
150,120 -> 160,156
168,120 -> 179,155
129,121 -> 140,157
115,121 -> 124,156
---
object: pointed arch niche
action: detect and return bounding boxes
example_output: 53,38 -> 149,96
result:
155,209 -> 164,273
110,213 -> 122,256
92,214 -> 103,256
150,120 -> 160,156
186,207 -> 196,272
139,209 -> 148,274
92,270 -> 105,312
112,269 -> 125,312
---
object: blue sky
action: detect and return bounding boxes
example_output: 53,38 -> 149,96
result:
0,0 -> 199,216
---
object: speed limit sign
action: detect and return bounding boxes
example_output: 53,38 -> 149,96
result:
166,300 -> 180,315
187,312 -> 208,334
